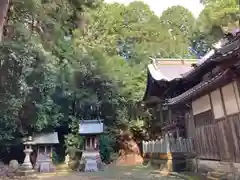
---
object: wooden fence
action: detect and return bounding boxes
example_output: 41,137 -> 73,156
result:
142,134 -> 195,153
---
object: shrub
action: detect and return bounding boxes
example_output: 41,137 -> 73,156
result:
99,134 -> 115,163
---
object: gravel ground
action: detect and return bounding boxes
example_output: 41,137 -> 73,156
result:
38,165 -> 186,180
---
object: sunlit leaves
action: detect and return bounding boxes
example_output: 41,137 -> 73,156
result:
198,0 -> 239,33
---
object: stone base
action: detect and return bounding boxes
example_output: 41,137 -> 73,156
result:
197,159 -> 240,173
143,152 -> 197,173
145,159 -> 187,172
80,151 -> 102,172
17,169 -> 36,176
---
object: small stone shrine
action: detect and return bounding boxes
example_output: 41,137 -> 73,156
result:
79,119 -> 104,172
32,132 -> 59,173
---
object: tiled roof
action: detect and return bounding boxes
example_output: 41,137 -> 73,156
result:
153,58 -> 196,64
79,119 -> 104,134
165,36 -> 240,106
166,38 -> 240,105
148,59 -> 196,81
80,119 -> 104,124
166,70 -> 230,106
167,38 -> 240,105
182,34 -> 240,79
32,132 -> 59,144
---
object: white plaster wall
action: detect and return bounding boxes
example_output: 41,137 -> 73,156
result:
222,82 -> 239,115
210,89 -> 225,119
192,95 -> 211,115
233,81 -> 240,111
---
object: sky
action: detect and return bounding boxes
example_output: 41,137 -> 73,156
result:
104,0 -> 204,18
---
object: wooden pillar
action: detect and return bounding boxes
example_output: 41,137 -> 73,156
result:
90,137 -> 93,149
232,81 -> 240,111
219,88 -> 227,118
85,137 -> 87,150
176,128 -> 180,138
168,108 -> 172,123
44,145 -> 47,154
96,136 -> 99,150
50,146 -> 53,158
94,136 -> 97,149
159,103 -> 164,125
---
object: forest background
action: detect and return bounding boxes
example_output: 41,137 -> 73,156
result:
0,0 -> 239,163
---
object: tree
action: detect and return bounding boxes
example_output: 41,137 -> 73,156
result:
0,0 -> 102,141
160,6 -> 196,38
190,0 -> 239,55
0,0 -> 9,41
159,6 -> 196,58
198,0 -> 239,33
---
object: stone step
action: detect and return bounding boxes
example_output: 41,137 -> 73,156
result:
210,171 -> 226,177
216,162 -> 236,172
207,171 -> 227,180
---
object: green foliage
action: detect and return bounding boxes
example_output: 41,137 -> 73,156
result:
129,119 -> 146,140
65,116 -> 84,157
160,6 -> 196,38
75,1 -> 196,63
99,134 -> 115,163
198,0 -> 239,33
193,0 -> 239,55
52,150 -> 58,164
0,40 -> 62,140
159,6 -> 196,58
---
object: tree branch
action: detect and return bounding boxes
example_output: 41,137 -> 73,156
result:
0,0 -> 9,42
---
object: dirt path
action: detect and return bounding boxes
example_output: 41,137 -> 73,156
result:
39,165 -> 185,180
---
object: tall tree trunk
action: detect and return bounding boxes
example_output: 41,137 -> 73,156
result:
0,0 -> 9,42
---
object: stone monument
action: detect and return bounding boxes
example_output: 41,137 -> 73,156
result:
9,160 -> 19,172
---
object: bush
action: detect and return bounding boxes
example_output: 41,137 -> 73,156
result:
52,150 -> 59,164
99,134 -> 115,164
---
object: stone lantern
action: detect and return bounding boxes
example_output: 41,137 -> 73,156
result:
19,136 -> 36,174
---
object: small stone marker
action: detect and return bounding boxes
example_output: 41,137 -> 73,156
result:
9,160 -> 19,172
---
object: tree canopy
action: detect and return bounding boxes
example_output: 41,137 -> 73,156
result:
192,0 -> 239,54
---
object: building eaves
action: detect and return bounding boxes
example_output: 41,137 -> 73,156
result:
166,70 -> 231,106
165,37 -> 240,106
148,58 -> 196,82
32,132 -> 59,144
182,35 -> 240,80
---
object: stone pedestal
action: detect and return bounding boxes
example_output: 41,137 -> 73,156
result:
143,152 -> 197,173
80,151 -> 102,172
21,149 -> 33,170
162,153 -> 187,172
